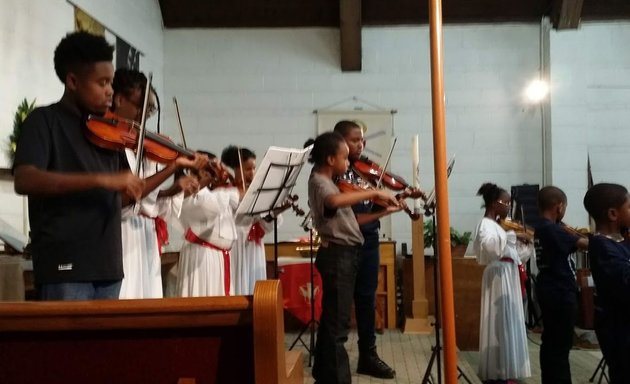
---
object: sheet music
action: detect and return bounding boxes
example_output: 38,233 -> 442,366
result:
236,145 -> 312,217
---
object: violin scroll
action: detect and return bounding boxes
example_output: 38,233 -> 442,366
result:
286,194 -> 305,217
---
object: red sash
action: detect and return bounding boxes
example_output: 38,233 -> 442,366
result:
500,257 -> 527,298
154,217 -> 169,256
247,222 -> 266,245
185,229 -> 231,296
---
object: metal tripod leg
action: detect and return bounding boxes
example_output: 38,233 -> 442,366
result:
288,227 -> 318,366
589,356 -> 608,384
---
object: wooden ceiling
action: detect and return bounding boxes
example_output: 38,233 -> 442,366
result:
159,0 -> 630,29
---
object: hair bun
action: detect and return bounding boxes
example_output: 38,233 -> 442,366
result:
477,182 -> 497,196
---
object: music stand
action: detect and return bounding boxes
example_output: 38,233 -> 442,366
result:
236,145 -> 312,278
0,217 -> 28,254
420,155 -> 470,384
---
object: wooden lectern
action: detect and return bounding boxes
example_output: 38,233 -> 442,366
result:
403,219 -> 433,334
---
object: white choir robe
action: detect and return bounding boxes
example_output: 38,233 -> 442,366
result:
176,187 -> 239,297
231,213 -> 281,295
473,217 -> 533,381
119,151 -> 184,299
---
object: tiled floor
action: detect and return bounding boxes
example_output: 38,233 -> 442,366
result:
285,329 -> 605,383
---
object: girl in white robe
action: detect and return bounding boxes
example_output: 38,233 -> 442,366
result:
232,213 -> 281,295
473,183 -> 533,383
221,145 -> 288,295
176,177 -> 240,297
110,72 -> 207,300
119,152 -> 202,299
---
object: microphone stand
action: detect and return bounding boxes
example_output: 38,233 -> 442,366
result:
289,214 -> 318,366
421,201 -> 472,384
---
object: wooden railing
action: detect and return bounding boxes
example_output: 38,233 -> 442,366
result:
0,279 -> 303,384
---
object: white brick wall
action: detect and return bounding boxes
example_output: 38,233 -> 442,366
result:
163,24 -> 543,251
550,21 -> 630,228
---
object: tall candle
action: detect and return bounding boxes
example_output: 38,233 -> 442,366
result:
412,135 -> 420,211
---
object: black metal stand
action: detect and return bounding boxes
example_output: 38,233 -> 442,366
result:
421,205 -> 472,384
525,264 -> 542,329
288,224 -> 318,366
589,357 -> 608,384
273,217 -> 279,278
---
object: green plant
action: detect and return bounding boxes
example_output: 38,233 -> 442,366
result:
423,220 -> 472,249
8,98 -> 36,166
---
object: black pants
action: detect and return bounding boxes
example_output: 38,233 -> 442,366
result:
538,294 -> 577,384
355,238 -> 380,353
595,310 -> 630,384
312,243 -> 360,384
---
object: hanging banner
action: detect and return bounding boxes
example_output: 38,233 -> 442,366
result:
74,7 -> 104,36
72,4 -> 142,70
116,36 -> 140,70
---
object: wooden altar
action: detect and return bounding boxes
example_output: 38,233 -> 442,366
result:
264,241 -> 397,329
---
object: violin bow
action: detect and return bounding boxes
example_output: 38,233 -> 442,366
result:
237,147 -> 246,192
425,154 -> 455,207
130,72 -> 153,213
172,97 -> 188,150
375,137 -> 397,189
134,72 -> 153,177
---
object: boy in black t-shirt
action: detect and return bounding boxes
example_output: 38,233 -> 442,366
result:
583,183 -> 630,384
534,186 -> 588,384
333,120 -> 397,378
13,32 -> 145,300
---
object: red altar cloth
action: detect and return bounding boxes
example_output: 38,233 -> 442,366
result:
277,257 -> 322,324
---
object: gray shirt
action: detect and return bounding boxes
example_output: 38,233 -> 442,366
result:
308,172 -> 364,246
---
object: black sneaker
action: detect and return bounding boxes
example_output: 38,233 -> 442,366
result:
357,347 -> 396,379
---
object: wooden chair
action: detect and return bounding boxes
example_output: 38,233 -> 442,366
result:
0,279 -> 303,384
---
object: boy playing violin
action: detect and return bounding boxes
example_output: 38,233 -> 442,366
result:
534,186 -> 588,384
333,120 -> 404,379
583,183 -> 630,383
306,132 -> 399,384
13,32 -> 144,300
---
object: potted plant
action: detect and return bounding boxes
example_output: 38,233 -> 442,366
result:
423,220 -> 472,258
7,98 -> 36,166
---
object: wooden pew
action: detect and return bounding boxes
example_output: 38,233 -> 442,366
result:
0,280 -> 303,384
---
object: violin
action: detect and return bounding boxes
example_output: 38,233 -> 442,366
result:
500,218 -> 534,241
352,157 -> 426,200
86,111 -> 192,163
205,160 -> 235,189
336,179 -> 421,221
560,222 -> 590,239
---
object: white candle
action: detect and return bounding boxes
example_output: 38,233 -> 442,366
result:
412,135 -> 420,210
22,196 -> 28,236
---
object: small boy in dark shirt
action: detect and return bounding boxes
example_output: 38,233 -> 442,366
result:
583,183 -> 630,383
534,186 -> 588,384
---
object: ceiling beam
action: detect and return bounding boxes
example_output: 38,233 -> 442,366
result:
552,0 -> 584,29
339,0 -> 362,71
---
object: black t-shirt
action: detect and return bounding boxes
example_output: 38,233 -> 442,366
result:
534,218 -> 579,303
589,234 -> 630,320
342,166 -> 381,244
14,102 -> 124,284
